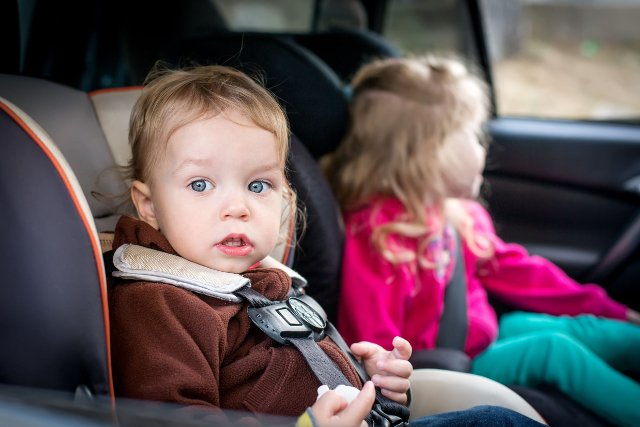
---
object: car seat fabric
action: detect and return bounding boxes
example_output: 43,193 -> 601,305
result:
0,98 -> 113,398
0,74 -> 129,232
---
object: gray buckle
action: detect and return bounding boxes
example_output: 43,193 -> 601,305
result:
248,295 -> 327,344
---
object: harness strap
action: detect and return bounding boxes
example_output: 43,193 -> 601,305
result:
289,337 -> 351,390
324,323 -> 369,383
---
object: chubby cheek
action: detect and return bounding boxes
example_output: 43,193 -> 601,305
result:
262,214 -> 284,253
155,204 -> 205,255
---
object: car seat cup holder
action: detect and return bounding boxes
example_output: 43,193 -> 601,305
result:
248,295 -> 327,344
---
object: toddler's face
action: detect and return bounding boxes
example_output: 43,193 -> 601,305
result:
140,108 -> 285,273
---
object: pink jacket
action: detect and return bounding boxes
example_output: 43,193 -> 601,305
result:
337,198 -> 628,357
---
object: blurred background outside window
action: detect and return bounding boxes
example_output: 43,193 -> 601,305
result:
482,0 -> 640,121
383,0 -> 640,121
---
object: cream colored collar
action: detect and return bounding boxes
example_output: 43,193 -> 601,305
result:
112,244 -> 306,302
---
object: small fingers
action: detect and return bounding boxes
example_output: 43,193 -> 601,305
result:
313,390 -> 348,415
371,374 -> 410,395
338,381 -> 376,423
375,358 -> 413,379
391,336 -> 412,360
350,341 -> 383,359
380,388 -> 408,405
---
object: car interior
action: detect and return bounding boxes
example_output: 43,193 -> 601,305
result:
2,0 -> 638,426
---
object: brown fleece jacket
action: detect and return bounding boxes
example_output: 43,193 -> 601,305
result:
108,215 -> 362,420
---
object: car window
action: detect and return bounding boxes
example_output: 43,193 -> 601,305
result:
481,0 -> 640,121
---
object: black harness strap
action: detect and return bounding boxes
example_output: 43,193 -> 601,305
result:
435,230 -> 468,350
289,337 -> 351,389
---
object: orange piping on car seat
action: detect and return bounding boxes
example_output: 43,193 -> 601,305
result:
0,100 -> 116,406
89,86 -> 144,96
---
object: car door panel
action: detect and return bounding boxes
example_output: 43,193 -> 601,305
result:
484,117 -> 640,308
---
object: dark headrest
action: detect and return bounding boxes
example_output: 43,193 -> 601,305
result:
140,33 -> 348,159
0,99 -> 112,397
294,28 -> 400,83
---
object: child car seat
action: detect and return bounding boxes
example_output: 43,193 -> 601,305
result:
0,95 -> 113,399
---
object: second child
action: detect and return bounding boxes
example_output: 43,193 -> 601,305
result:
326,54 -> 640,427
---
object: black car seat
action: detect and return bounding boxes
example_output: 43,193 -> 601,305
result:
0,95 -> 113,401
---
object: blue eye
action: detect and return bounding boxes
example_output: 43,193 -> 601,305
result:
190,179 -> 213,192
248,180 -> 270,194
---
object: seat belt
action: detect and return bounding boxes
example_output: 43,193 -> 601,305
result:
435,230 -> 468,351
235,286 -> 410,427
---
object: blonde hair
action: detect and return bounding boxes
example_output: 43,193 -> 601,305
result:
326,54 -> 492,265
127,64 -> 299,243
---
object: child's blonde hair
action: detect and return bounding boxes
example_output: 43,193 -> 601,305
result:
127,64 -> 298,245
327,54 -> 492,265
128,64 -> 289,182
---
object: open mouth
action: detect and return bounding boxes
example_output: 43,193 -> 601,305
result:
222,237 -> 247,247
216,234 -> 253,257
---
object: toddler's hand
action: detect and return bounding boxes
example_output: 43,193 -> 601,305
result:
350,336 -> 412,404
309,381 -> 375,427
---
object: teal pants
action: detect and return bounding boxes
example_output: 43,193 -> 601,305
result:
471,312 -> 640,427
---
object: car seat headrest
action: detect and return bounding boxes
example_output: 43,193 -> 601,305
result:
90,87 -> 144,170
0,74 -> 129,232
0,97 -> 113,398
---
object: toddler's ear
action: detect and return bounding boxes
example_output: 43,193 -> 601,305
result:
131,180 -> 159,230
